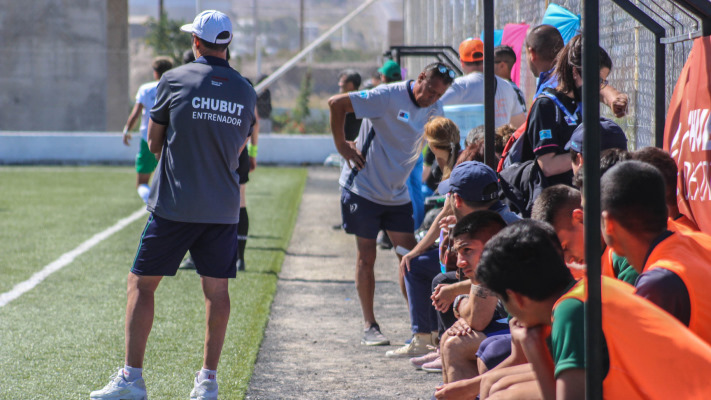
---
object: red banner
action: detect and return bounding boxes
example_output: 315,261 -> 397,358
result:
664,36 -> 711,234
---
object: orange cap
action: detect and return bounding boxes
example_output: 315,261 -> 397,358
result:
459,38 -> 484,63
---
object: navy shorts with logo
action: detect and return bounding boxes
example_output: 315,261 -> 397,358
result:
340,188 -> 414,239
132,213 -> 239,278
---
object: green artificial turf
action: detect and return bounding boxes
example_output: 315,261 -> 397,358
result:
0,166 -> 307,399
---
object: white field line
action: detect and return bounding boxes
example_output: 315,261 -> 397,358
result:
0,208 -> 147,308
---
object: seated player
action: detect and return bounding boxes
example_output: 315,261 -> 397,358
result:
601,160 -> 711,344
531,184 -> 637,285
474,220 -> 711,399
438,211 -> 509,384
631,146 -> 699,233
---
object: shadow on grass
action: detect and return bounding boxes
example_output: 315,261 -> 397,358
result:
249,247 -> 339,259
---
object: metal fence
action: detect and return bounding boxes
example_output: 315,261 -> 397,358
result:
403,0 -> 698,149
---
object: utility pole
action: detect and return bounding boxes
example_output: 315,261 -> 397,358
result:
254,0 -> 261,76
299,0 -> 305,51
158,0 -> 164,19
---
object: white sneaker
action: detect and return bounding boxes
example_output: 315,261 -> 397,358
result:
90,369 -> 147,400
190,373 -> 218,400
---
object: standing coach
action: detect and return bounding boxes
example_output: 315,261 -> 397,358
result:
91,10 -> 256,400
329,63 -> 454,346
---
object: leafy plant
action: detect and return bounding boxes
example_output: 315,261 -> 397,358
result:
293,70 -> 313,123
144,12 -> 193,65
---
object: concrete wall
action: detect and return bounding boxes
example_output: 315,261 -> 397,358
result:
0,0 -> 129,132
0,133 -> 337,165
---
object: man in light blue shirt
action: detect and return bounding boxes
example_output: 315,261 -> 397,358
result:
329,63 -> 455,346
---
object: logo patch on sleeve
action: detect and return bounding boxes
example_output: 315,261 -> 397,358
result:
397,110 -> 410,122
358,91 -> 369,99
539,129 -> 552,140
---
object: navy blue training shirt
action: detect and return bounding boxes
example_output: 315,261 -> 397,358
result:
148,56 -> 257,224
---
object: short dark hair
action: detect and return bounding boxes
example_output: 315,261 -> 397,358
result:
531,185 -> 582,228
423,62 -> 456,86
339,69 -> 362,90
197,31 -> 231,52
452,210 -> 507,243
555,34 -> 613,95
494,45 -> 516,68
631,147 -> 678,207
476,220 -> 571,302
152,56 -> 173,77
572,148 -> 630,189
526,25 -> 564,62
182,49 -> 196,64
601,160 -> 668,235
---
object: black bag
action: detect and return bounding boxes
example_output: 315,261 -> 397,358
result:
498,159 -> 549,218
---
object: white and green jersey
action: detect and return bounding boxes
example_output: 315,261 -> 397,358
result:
340,81 -> 444,206
135,80 -> 159,141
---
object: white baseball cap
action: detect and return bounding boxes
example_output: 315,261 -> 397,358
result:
180,10 -> 233,44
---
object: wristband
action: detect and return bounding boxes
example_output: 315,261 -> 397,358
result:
247,143 -> 258,158
122,127 -> 129,135
453,294 -> 469,319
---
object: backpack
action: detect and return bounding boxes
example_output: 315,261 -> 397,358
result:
497,159 -> 549,218
497,96 -> 539,172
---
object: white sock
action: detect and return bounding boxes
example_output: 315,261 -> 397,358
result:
137,184 -> 150,204
197,368 -> 217,382
122,365 -> 142,382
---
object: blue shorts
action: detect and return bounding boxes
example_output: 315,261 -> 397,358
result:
340,188 -> 414,239
132,213 -> 239,278
476,333 -> 512,371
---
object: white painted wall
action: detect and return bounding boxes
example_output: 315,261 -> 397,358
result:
0,132 -> 337,165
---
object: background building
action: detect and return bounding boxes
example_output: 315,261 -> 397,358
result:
0,0 -> 129,131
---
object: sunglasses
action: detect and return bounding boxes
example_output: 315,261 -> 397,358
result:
434,64 -> 456,79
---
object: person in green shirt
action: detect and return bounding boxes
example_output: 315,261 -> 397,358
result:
474,220 -> 604,399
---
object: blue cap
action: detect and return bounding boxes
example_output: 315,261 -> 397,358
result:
437,161 -> 499,202
181,10 -> 233,44
564,117 -> 628,153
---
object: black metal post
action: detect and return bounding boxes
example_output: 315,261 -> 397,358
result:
655,37 -> 666,147
582,0 -> 603,399
676,0 -> 711,36
483,0 -> 495,170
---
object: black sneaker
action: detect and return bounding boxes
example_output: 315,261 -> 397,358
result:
376,231 -> 393,250
361,323 -> 390,346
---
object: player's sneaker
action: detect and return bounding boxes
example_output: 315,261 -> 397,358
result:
190,373 -> 218,400
90,369 -> 147,400
361,323 -> 390,346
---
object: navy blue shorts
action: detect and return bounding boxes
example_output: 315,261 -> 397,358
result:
476,333 -> 512,371
340,188 -> 414,239
131,214 -> 239,278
